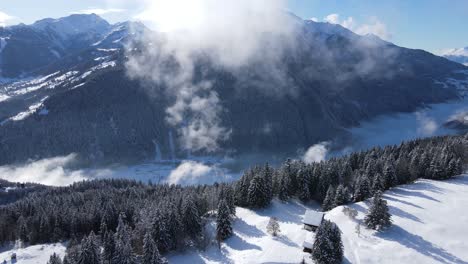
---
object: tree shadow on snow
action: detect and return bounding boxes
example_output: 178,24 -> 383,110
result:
384,195 -> 424,209
274,235 -> 299,248
388,205 -> 424,223
378,225 -> 468,264
234,218 -> 265,238
443,175 -> 468,186
390,189 -> 441,203
225,234 -> 262,251
402,181 -> 445,194
255,200 -> 310,224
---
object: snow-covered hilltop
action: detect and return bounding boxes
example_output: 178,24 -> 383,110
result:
168,174 -> 468,263
4,175 -> 466,263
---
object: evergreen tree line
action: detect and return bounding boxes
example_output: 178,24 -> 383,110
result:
0,179 -> 236,257
0,133 -> 465,261
235,134 -> 466,211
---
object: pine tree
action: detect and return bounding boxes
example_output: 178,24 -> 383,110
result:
354,175 -> 370,202
182,197 -> 202,238
142,232 -> 166,264
322,186 -> 336,211
266,217 -> 280,236
47,253 -> 63,264
247,175 -> 264,207
113,236 -> 136,264
77,231 -> 100,264
278,174 -> 290,201
102,231 -> 115,264
16,216 -> 29,243
216,199 -> 233,241
371,173 -> 384,193
383,163 -> 398,190
334,184 -> 346,206
364,191 -> 392,231
311,220 -> 343,264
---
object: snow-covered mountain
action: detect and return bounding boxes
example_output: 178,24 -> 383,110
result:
442,47 -> 468,66
0,14 -> 467,166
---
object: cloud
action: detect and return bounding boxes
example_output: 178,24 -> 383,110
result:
323,13 -> 391,40
303,142 -> 328,164
167,160 -> 228,186
310,17 -> 319,22
73,8 -> 126,15
0,11 -> 17,27
126,0 -> 297,153
416,112 -> 438,136
0,154 -> 90,186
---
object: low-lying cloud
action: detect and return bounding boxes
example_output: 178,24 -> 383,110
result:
167,160 -> 229,186
0,154 -> 90,186
303,142 -> 329,164
323,13 -> 391,40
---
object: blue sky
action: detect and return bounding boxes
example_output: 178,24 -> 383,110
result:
0,0 -> 467,53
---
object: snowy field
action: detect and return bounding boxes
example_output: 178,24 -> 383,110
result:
168,174 -> 468,264
0,243 -> 66,264
1,174 -> 467,263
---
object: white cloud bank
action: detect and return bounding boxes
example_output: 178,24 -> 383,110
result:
0,154 -> 90,186
323,13 -> 391,40
303,142 -> 329,164
167,160 -> 229,186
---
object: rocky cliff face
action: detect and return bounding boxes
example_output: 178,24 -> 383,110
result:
0,15 -> 466,165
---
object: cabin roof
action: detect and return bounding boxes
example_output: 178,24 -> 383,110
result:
303,210 -> 324,227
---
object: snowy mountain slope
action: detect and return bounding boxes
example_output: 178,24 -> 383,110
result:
167,174 -> 468,264
1,14 -> 468,166
442,47 -> 468,66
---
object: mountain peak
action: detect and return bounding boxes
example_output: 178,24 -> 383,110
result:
32,13 -> 110,39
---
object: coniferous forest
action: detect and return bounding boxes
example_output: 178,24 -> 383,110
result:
0,133 -> 466,263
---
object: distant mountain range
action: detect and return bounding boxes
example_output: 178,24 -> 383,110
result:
442,47 -> 468,66
0,14 -> 467,166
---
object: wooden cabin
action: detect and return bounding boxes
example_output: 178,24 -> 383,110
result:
303,237 -> 313,253
303,210 -> 324,232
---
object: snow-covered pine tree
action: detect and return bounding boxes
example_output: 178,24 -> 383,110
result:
266,217 -> 280,236
311,220 -> 343,264
354,174 -> 370,202
151,212 -> 170,253
383,162 -> 398,190
371,173 -> 384,193
334,184 -> 346,206
322,186 -> 336,211
247,175 -> 265,208
77,231 -> 100,264
364,191 -> 392,231
143,232 -> 166,264
112,235 -> 136,264
47,253 -> 63,264
102,230 -> 115,264
216,199 -> 233,242
182,197 -> 202,238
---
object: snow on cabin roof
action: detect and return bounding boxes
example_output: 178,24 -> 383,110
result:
303,210 -> 324,226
